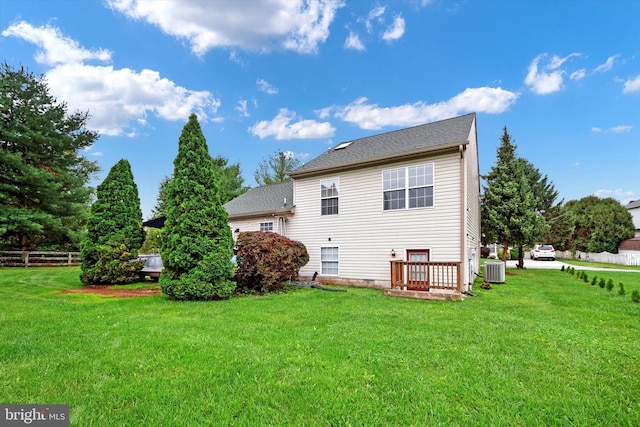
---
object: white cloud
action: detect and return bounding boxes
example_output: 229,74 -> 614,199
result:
623,75 -> 640,94
381,16 -> 405,41
594,54 -> 619,72
1,21 -> 111,66
236,99 -> 249,117
257,78 -> 278,94
525,53 -> 580,95
3,22 -> 220,136
344,31 -> 365,51
107,0 -> 344,55
610,125 -> 632,133
591,125 -> 632,134
594,189 -> 635,204
329,87 -> 518,130
570,69 -> 586,80
249,108 -> 335,140
365,6 -> 386,33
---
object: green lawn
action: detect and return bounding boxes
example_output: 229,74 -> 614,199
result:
1,267 -> 639,426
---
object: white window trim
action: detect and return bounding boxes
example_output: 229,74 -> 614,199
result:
320,177 -> 340,216
260,221 -> 274,232
320,246 -> 339,276
382,163 -> 435,211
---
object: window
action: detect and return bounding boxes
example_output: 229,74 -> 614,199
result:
321,247 -> 339,275
383,164 -> 434,210
260,222 -> 273,232
321,178 -> 339,215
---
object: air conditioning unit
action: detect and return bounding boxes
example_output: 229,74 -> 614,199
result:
484,262 -> 505,283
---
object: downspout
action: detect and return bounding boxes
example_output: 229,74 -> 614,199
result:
459,144 -> 467,292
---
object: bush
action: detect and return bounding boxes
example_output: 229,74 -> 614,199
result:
606,279 -> 614,292
583,273 -> 589,283
480,246 -> 490,258
632,290 -> 640,304
235,231 -> 309,293
80,238 -> 144,285
591,276 -> 597,286
561,265 -> 565,272
618,282 -> 625,296
598,278 -> 606,289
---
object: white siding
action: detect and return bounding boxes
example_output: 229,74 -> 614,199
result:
228,216 -> 289,240
630,207 -> 640,237
287,152 -> 463,287
464,119 -> 481,289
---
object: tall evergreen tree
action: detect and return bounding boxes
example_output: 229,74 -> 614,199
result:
160,114 -> 235,300
80,159 -> 145,285
0,63 -> 99,251
254,151 -> 300,186
482,127 -> 546,266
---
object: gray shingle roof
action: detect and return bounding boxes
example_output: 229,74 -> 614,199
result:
290,113 -> 476,177
224,181 -> 294,218
626,200 -> 640,209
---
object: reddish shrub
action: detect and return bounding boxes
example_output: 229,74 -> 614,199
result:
235,231 -> 309,292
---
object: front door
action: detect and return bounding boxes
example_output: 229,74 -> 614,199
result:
407,249 -> 430,290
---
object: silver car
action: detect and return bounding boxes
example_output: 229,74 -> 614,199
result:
530,244 -> 556,261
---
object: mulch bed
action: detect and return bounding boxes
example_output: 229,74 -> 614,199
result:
59,285 -> 162,298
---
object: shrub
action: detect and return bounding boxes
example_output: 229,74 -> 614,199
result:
561,265 -> 565,272
591,276 -> 597,286
235,231 -> 309,293
606,279 -> 614,292
80,238 -> 144,285
480,246 -> 490,258
632,290 -> 640,304
618,282 -> 625,296
598,278 -> 606,289
569,267 -> 575,276
583,273 -> 589,283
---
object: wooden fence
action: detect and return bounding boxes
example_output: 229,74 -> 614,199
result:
0,251 -> 81,267
555,250 -> 640,267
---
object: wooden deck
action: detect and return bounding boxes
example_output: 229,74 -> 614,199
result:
389,260 -> 461,293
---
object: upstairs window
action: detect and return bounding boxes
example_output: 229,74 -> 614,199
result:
383,164 -> 434,211
321,178 -> 339,215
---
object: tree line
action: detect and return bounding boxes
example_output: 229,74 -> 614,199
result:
482,127 -> 635,267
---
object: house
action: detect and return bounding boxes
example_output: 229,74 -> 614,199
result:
626,200 -> 640,238
226,113 -> 481,299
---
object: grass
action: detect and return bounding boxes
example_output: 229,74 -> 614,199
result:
562,259 -> 640,271
1,267 -> 639,426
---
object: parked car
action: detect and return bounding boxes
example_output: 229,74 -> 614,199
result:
530,244 -> 556,261
137,254 -> 163,281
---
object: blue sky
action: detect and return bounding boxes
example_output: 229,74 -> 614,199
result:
2,0 -> 639,218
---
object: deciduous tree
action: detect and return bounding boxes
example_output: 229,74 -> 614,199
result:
564,196 -> 634,253
254,151 -> 300,186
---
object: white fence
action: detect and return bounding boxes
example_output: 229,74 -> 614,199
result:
556,250 -> 640,267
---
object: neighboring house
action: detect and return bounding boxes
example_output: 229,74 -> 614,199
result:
226,113 -> 481,297
626,200 -> 640,238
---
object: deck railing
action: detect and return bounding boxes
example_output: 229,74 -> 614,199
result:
390,260 -> 461,292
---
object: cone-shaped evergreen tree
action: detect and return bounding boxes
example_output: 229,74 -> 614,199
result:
160,114 -> 235,300
482,127 -> 546,265
80,159 -> 145,284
